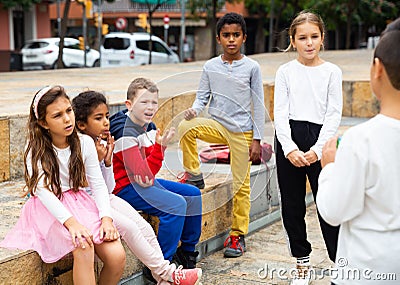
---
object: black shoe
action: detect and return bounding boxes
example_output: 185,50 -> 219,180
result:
172,247 -> 199,269
223,235 -> 246,258
142,266 -> 157,284
177,172 -> 205,189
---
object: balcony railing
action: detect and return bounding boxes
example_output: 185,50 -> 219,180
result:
96,0 -> 225,14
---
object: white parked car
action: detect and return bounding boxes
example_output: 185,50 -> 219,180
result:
22,37 -> 100,70
101,32 -> 180,67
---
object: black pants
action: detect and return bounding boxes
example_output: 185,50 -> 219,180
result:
275,120 -> 339,262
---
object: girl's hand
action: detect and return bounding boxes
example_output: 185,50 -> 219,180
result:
287,150 -> 310,167
95,133 -> 115,166
249,140 -> 261,162
134,175 -> 154,187
64,216 -> 94,248
155,128 -> 175,146
304,150 -> 318,164
184,108 -> 197,120
104,133 -> 115,167
321,136 -> 338,168
95,135 -> 107,162
99,216 -> 120,241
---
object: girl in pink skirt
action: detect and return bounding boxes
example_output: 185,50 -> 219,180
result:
0,86 -> 126,285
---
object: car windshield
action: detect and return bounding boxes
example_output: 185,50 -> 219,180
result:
103,37 -> 130,50
23,41 -> 49,49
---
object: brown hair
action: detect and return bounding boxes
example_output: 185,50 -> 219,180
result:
126,77 -> 159,101
373,17 -> 400,90
24,86 -> 88,198
285,11 -> 325,52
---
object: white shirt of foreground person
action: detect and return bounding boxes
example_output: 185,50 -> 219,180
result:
317,114 -> 400,284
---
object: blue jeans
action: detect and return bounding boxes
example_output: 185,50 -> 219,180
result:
116,178 -> 202,261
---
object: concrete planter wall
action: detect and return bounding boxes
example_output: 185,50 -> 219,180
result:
0,81 -> 379,183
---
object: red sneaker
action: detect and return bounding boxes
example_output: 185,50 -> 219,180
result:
172,265 -> 202,285
177,172 -> 205,189
223,235 -> 246,258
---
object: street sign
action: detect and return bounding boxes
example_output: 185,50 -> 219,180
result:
115,17 -> 127,30
163,14 -> 170,29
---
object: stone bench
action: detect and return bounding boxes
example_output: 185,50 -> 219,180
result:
0,156 -> 278,284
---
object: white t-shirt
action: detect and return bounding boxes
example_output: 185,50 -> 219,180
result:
317,114 -> 400,284
28,134 -> 112,224
274,59 -> 343,159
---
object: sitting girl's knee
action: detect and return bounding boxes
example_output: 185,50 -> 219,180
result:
73,245 -> 95,261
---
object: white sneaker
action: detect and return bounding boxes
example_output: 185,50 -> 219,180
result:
290,265 -> 311,285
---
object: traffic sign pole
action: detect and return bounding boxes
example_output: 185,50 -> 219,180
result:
163,15 -> 170,46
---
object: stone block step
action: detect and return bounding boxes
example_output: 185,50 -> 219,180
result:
0,157 -> 278,284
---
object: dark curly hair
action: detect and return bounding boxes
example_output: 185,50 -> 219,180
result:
72,90 -> 108,124
216,12 -> 247,37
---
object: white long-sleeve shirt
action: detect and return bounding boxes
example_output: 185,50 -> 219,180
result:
28,134 -> 112,224
317,114 -> 400,284
274,59 -> 343,159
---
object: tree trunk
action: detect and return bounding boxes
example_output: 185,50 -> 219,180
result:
148,9 -> 153,64
254,9 -> 266,54
335,29 -> 339,50
57,0 -> 71,69
345,16 -> 352,49
210,0 -> 217,58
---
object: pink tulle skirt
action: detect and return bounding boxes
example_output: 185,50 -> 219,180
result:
0,190 -> 104,263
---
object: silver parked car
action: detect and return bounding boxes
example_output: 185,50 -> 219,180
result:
101,32 -> 180,67
22,37 -> 100,70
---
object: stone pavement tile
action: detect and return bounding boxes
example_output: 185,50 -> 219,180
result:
198,204 -> 334,285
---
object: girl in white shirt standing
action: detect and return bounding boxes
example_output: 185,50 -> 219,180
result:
0,86 -> 125,285
273,11 -> 343,285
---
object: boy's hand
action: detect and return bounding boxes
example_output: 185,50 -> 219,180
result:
304,150 -> 318,164
287,150 -> 310,167
155,128 -> 175,146
321,136 -> 338,168
184,108 -> 197,120
99,216 -> 120,241
64,216 -> 94,249
249,140 -> 261,162
134,175 -> 154,187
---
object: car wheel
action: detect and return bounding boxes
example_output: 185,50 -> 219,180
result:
93,59 -> 100,67
51,60 -> 66,69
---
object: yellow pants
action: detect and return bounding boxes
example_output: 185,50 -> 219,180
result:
178,117 -> 253,236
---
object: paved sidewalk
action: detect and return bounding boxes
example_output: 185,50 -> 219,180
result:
0,49 -> 373,117
199,203 -> 333,285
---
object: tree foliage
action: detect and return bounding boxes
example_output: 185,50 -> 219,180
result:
305,0 -> 399,49
241,0 -> 399,51
0,0 -> 41,10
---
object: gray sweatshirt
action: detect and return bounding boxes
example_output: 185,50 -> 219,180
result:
192,55 -> 265,140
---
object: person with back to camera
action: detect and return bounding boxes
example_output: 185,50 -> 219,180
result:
0,86 -> 126,285
72,90 -> 202,285
178,12 -> 265,258
317,17 -> 400,285
273,11 -> 342,285
109,78 -> 203,272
